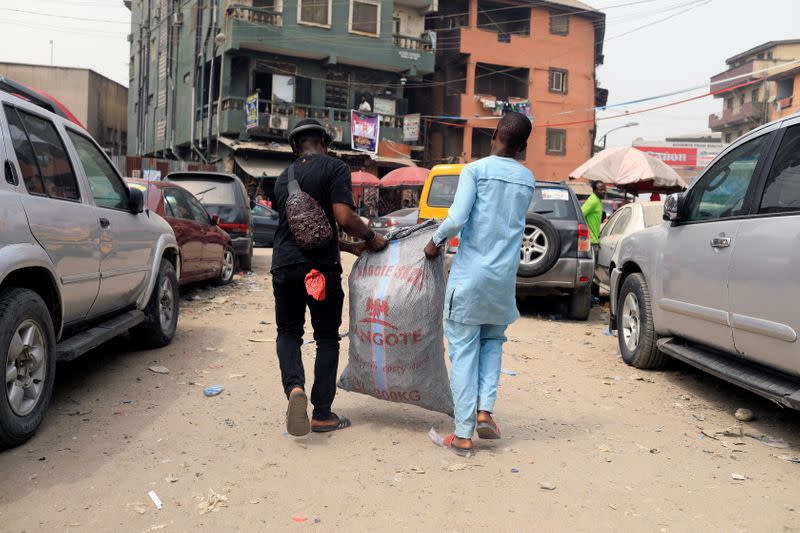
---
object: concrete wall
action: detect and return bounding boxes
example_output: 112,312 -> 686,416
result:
0,63 -> 90,125
88,71 -> 129,155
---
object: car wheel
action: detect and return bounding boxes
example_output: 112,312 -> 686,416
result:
216,246 -> 237,286
617,273 -> 667,369
0,288 -> 56,449
568,286 -> 592,321
134,259 -> 179,348
517,214 -> 560,277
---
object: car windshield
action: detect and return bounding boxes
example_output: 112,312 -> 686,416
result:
172,178 -> 235,205
528,187 -> 575,220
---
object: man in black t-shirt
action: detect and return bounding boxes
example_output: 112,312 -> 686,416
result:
273,119 -> 387,437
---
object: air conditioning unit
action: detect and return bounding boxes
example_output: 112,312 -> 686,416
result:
271,114 -> 289,130
127,33 -> 134,43
172,12 -> 183,26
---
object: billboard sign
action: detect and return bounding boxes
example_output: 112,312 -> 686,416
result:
245,93 -> 258,130
403,113 -> 420,142
351,110 -> 380,153
636,146 -> 698,167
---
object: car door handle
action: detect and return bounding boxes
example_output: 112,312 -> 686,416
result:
99,217 -> 110,228
710,236 -> 731,248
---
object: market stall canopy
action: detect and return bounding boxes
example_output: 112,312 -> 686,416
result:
569,147 -> 688,193
351,171 -> 380,187
380,167 -> 430,188
233,155 -> 291,178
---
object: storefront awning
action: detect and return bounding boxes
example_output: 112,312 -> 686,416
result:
233,155 -> 291,178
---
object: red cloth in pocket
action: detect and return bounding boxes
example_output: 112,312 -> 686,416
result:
304,269 -> 326,301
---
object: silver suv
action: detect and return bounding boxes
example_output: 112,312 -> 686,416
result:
0,86 -> 181,447
609,112 -> 800,408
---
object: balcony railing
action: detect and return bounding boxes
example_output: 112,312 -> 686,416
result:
217,97 -> 406,138
227,4 -> 283,26
708,101 -> 766,130
393,34 -> 433,51
710,61 -> 755,92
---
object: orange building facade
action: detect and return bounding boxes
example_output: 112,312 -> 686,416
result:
768,65 -> 800,122
423,0 -> 606,181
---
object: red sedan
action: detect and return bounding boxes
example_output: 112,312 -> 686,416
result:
127,179 -> 236,286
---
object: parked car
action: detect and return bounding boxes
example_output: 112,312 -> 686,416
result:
594,201 -> 663,292
369,207 -> 419,235
251,204 -> 278,247
165,172 -> 254,270
0,85 -> 180,448
127,180 -> 236,285
609,112 -> 800,409
418,165 -> 593,320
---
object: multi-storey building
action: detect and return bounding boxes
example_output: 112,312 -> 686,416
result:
421,0 -> 606,181
709,39 -> 800,143
0,62 -> 128,155
126,0 -> 437,184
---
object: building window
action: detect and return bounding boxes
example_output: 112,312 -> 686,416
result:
474,63 -> 529,99
725,132 -> 732,143
253,0 -> 278,8
477,0 -> 530,36
548,68 -> 568,94
751,89 -> 758,102
550,11 -> 569,35
767,51 -> 773,59
726,98 -> 733,111
472,128 -> 493,159
546,128 -> 566,155
350,0 -> 380,36
739,93 -> 745,107
298,0 -> 331,27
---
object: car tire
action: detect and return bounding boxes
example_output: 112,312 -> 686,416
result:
517,214 -> 560,277
617,273 -> 667,369
216,246 -> 237,286
134,259 -> 179,348
0,288 -> 56,449
568,286 -> 592,321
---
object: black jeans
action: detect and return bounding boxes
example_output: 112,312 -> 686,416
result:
272,263 -> 344,421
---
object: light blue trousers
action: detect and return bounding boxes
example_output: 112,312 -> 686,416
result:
445,320 -> 508,439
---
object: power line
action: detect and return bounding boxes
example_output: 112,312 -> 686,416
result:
0,7 -> 130,24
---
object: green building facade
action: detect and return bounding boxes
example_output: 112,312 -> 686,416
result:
126,0 -> 436,164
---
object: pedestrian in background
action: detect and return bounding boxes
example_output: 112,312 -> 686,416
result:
423,112 -> 534,456
582,180 -> 606,259
272,119 -> 387,437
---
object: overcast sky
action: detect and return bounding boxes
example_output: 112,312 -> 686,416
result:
0,0 -> 797,148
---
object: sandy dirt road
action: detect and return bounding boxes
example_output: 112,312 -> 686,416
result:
1,248 -> 799,532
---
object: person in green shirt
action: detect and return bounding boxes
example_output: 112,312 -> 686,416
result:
581,181 -> 606,258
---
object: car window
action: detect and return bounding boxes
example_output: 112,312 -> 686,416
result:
608,208 -> 632,236
163,187 -> 194,221
685,134 -> 768,222
528,187 -> 576,220
253,204 -> 276,217
759,124 -> 800,214
427,174 -> 459,208
5,105 -> 79,201
599,213 -> 618,239
66,130 -> 128,210
184,193 -> 211,224
171,178 -> 236,205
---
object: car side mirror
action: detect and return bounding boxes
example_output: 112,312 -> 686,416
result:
129,187 -> 145,214
663,192 -> 685,222
211,214 -> 220,226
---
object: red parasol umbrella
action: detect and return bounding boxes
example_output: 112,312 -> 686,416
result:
380,167 -> 429,188
351,171 -> 380,187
